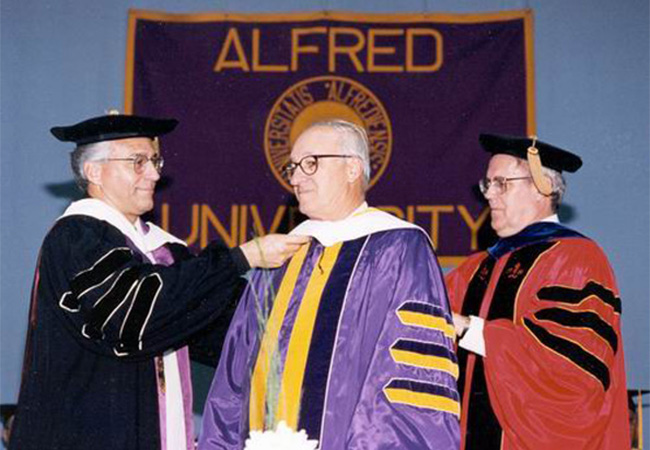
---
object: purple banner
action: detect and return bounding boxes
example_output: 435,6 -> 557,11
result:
126,10 -> 535,266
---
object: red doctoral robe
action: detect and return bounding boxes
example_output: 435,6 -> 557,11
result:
445,222 -> 629,450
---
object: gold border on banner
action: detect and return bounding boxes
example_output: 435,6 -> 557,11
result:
125,9 -> 533,24
125,8 -> 536,127
123,9 -> 536,268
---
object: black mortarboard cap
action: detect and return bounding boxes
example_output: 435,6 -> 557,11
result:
479,133 -> 582,173
51,113 -> 178,145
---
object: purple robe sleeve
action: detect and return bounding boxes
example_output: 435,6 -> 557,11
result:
345,230 -> 460,449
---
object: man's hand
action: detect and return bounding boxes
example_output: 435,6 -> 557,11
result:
239,234 -> 311,269
453,313 -> 471,339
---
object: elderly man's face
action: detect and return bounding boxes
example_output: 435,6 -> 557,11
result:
289,126 -> 358,221
94,137 -> 160,223
483,154 -> 550,237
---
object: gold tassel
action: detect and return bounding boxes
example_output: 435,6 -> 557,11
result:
526,136 -> 553,196
152,136 -> 160,153
639,389 -> 644,449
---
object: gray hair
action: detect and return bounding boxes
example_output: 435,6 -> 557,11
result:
70,141 -> 113,191
514,158 -> 566,211
541,165 -> 566,211
307,119 -> 371,187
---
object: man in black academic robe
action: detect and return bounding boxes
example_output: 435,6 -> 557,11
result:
9,113 -> 308,450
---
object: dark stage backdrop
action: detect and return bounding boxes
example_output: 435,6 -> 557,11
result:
126,10 -> 534,266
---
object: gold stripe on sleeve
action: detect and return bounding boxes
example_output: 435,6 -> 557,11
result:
397,310 -> 455,339
384,386 -> 460,416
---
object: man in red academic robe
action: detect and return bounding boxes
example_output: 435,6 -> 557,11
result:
446,134 -> 630,450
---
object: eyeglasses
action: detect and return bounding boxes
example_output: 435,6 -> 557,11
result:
283,154 -> 356,179
478,176 -> 531,196
103,154 -> 165,174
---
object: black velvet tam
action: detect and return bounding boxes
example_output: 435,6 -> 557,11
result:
51,114 -> 178,145
479,133 -> 582,173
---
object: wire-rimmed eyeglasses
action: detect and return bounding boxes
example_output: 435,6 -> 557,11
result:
478,176 -> 531,196
103,154 -> 165,174
283,154 -> 356,179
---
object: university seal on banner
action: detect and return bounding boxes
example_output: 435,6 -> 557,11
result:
264,76 -> 392,192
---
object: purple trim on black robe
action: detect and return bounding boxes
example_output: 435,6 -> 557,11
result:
151,244 -> 195,450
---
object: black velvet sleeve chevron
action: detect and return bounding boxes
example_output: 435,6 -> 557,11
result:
40,215 -> 246,361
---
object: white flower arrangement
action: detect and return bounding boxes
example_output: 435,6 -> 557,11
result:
243,421 -> 319,450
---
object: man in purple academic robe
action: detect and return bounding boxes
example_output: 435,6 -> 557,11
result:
200,120 -> 460,449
